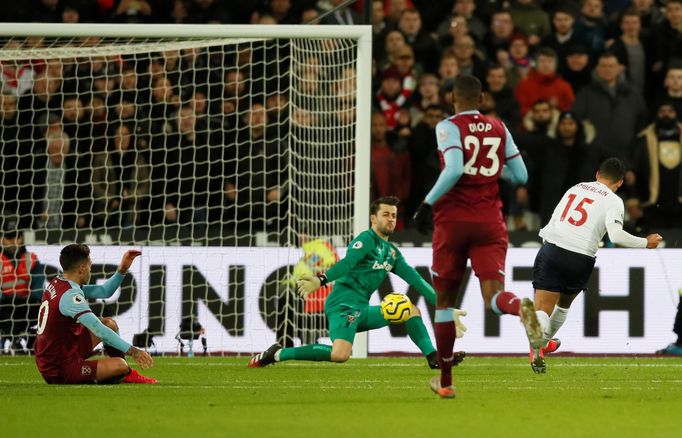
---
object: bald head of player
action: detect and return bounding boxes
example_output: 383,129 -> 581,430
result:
60,243 -> 93,286
596,157 -> 626,192
452,74 -> 483,113
370,196 -> 399,240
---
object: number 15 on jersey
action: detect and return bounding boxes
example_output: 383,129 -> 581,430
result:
560,194 -> 594,227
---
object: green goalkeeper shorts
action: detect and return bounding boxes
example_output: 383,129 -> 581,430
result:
326,303 -> 389,343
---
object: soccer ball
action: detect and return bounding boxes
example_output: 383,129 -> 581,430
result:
380,293 -> 412,323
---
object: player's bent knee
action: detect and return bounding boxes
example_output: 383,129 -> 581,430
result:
330,350 -> 350,362
101,317 -> 119,332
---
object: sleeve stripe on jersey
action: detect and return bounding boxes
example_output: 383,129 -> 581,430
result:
506,152 -> 521,160
442,145 -> 463,153
74,310 -> 93,320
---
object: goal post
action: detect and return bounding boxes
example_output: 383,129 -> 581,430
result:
0,23 -> 371,356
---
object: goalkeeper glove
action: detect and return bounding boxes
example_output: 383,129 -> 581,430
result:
296,273 -> 328,298
453,309 -> 467,338
412,202 -> 433,235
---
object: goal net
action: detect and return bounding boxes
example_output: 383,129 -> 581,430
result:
0,24 -> 371,356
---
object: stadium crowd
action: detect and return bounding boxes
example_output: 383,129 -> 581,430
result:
0,0 -> 681,235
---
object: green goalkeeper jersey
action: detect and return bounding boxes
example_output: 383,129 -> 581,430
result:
323,229 -> 436,309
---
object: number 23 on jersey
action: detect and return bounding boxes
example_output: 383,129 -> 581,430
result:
462,135 -> 501,177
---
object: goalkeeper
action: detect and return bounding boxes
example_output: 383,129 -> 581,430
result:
249,196 -> 466,369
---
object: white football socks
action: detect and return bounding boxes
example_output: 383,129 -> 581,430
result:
545,306 -> 569,344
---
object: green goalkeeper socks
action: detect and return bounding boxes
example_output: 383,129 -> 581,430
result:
406,316 -> 436,357
278,344 -> 332,362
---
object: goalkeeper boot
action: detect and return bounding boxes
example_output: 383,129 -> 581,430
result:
248,343 -> 282,368
519,298 -> 542,350
529,345 -> 546,374
426,351 -> 439,369
430,376 -> 455,399
453,351 -> 466,366
123,369 -> 158,384
542,338 -> 561,355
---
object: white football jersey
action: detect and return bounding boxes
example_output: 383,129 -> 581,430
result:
539,181 -> 646,257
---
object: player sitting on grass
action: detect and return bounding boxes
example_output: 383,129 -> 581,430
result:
34,244 -> 156,384
249,196 -> 465,369
528,157 -> 662,373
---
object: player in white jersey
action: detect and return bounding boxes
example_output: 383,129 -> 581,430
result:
529,158 -> 662,373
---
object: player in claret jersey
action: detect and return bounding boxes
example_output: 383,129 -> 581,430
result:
412,74 -> 536,398
529,158 -> 662,373
34,244 -> 156,384
248,196 -> 466,370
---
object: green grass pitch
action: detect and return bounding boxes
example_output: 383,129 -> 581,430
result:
2,356 -> 682,437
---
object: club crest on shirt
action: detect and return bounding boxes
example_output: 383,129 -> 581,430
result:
390,249 -> 396,259
438,128 -> 447,143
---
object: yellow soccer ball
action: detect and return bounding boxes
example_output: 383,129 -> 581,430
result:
380,293 -> 412,323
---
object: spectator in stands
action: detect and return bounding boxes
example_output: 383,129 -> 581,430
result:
407,104 -> 442,219
452,34 -> 487,82
223,68 -> 249,113
485,63 -> 521,129
541,6 -> 582,75
574,0 -> 607,59
499,33 -> 532,90
658,66 -> 682,120
224,103 -> 287,229
538,111 -> 597,225
653,0 -> 682,79
386,0 -> 409,27
610,8 -> 654,102
633,102 -> 682,228
379,29 -> 408,70
112,0 -> 153,23
397,8 -> 440,74
370,111 -> 410,228
61,5 -> 80,23
438,15 -> 472,51
509,0 -> 551,46
437,49 -> 459,84
436,0 -> 487,43
573,51 -> 648,164
35,131 -> 82,229
371,0 -> 389,35
0,216 -> 45,354
562,43 -> 592,94
0,94 -> 21,218
515,47 -> 575,116
633,0 -> 663,41
484,10 -> 516,61
92,124 -> 150,228
409,73 -> 441,124
319,0 -> 360,25
390,45 -> 420,99
0,40 -> 35,97
374,66 -> 409,130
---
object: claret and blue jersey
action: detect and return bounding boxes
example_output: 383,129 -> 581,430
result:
426,110 -> 528,223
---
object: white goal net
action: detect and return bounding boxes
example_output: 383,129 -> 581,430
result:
0,24 -> 371,356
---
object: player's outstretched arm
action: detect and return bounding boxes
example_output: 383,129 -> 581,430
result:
391,255 -> 436,306
82,250 -> 142,299
118,250 -> 142,274
297,234 -> 373,297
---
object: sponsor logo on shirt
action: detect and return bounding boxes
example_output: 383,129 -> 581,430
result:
372,260 -> 393,272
